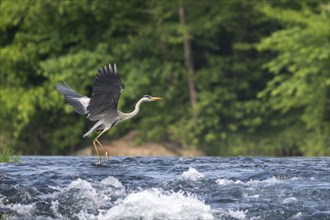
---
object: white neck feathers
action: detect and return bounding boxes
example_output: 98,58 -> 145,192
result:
124,97 -> 146,119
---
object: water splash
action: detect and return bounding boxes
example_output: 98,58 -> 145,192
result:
216,176 -> 299,186
99,188 -> 214,220
180,167 -> 206,182
1,156 -> 329,220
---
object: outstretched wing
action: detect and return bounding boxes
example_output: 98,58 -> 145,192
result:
55,82 -> 90,115
87,64 -> 125,119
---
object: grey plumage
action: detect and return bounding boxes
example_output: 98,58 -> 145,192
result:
56,63 -> 162,164
87,64 -> 125,121
55,83 -> 89,115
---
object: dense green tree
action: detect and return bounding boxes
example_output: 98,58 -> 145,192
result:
1,0 -> 146,154
256,2 -> 330,155
0,0 -> 328,156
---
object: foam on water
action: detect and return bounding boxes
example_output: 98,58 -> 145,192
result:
180,167 -> 205,181
228,209 -> 248,220
99,188 -> 214,220
216,178 -> 243,185
214,209 -> 249,220
216,176 -> 298,186
43,176 -> 126,219
50,200 -> 63,219
100,176 -> 124,188
39,176 -> 213,220
66,178 -> 95,191
0,203 -> 35,217
291,212 -> 302,219
1,156 -> 329,220
283,197 -> 298,204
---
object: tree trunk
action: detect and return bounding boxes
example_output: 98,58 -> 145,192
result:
178,2 -> 198,119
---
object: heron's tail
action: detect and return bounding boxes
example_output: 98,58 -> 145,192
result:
55,83 -> 90,115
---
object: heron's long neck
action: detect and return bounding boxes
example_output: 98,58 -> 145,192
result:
124,98 -> 145,119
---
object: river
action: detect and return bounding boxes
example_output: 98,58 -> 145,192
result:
1,156 -> 329,219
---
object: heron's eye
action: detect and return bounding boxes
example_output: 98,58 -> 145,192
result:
143,95 -> 151,99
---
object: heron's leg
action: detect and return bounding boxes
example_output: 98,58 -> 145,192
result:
93,139 -> 101,164
95,139 -> 109,160
94,128 -> 110,161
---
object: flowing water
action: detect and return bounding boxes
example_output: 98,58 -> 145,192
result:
0,156 -> 329,220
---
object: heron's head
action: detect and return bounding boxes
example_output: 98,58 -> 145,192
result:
142,95 -> 162,102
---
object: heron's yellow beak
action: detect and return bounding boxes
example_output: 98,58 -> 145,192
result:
151,97 -> 162,101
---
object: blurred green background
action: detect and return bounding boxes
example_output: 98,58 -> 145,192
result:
0,0 -> 329,156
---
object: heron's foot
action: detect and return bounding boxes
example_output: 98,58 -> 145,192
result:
96,156 -> 101,165
105,152 -> 109,160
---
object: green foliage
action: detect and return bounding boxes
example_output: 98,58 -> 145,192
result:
0,0 -> 329,156
256,3 -> 330,156
0,146 -> 20,163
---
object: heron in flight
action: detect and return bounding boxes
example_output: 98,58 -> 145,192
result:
56,64 -> 162,164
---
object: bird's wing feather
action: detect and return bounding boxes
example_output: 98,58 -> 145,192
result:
87,64 -> 125,118
55,83 -> 90,115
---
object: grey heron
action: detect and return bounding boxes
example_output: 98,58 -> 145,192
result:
56,63 -> 162,164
